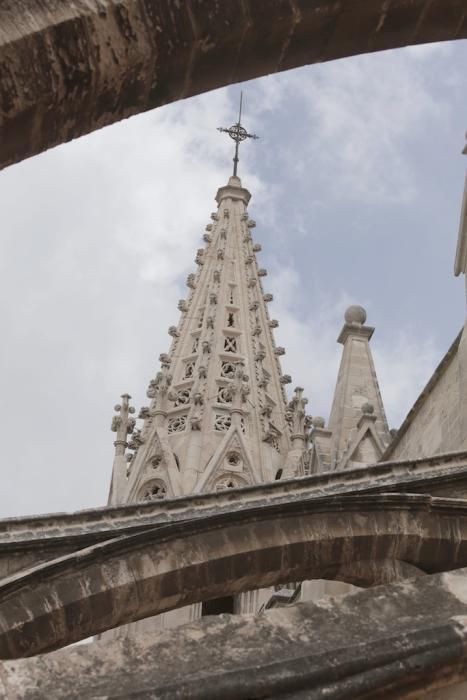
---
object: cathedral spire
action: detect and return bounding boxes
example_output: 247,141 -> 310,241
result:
113,168 -> 309,505
218,92 -> 259,177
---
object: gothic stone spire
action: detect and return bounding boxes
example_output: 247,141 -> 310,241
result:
115,175 -> 306,504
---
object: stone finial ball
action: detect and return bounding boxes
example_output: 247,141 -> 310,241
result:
361,402 -> 374,415
344,305 -> 367,326
312,416 -> 325,429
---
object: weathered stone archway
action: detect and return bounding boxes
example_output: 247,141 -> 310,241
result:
2,492 -> 467,659
1,0 -> 466,170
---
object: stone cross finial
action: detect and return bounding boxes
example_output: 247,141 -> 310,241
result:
111,393 -> 136,457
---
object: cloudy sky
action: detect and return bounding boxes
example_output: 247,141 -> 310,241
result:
0,40 -> 466,518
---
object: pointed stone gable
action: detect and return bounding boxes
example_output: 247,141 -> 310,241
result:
112,176 -> 309,505
195,425 -> 255,493
327,305 -> 390,470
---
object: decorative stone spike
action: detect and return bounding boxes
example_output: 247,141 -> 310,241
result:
205,224 -> 213,231
210,212 -> 219,221
269,319 -> 279,328
252,243 -> 262,252
264,293 -> 273,302
258,268 -> 267,277
186,273 -> 196,288
168,326 -> 179,338
178,300 -> 188,312
280,375 -> 292,384
275,347 -> 285,356
247,219 -> 256,228
203,233 -> 212,243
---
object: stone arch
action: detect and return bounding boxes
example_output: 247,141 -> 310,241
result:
212,474 -> 249,491
1,1 -> 466,170
1,493 -> 467,659
138,479 -> 168,501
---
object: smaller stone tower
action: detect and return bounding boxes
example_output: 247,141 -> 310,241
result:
311,305 -> 390,472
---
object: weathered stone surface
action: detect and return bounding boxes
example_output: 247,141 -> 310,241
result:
1,0 -> 467,170
3,492 -> 467,657
384,328 -> 467,462
4,567 -> 467,698
2,450 -> 467,577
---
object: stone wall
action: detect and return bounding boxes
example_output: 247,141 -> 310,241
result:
386,328 -> 467,462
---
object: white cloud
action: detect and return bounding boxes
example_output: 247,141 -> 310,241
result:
250,46 -> 451,204
373,331 -> 439,428
268,261 -> 440,428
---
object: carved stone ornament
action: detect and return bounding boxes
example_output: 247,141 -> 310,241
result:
203,233 -> 212,243
202,340 -> 211,354
210,212 -> 219,221
280,374 -> 292,385
209,292 -> 217,305
193,392 -> 204,405
186,273 -> 196,288
264,293 -> 273,302
217,249 -> 224,260
147,366 -> 172,402
213,269 -> 221,283
220,228 -> 227,240
168,326 -> 179,338
207,315 -> 215,329
252,243 -> 262,252
138,406 -> 151,419
247,219 -> 256,228
286,386 -> 309,436
274,346 -> 285,356
178,300 -> 188,312
269,319 -> 279,328
191,415 -> 202,430
128,429 -> 144,450
230,362 -> 250,410
205,223 -> 213,231
198,365 -> 207,379
140,479 -> 167,501
258,268 -> 267,277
